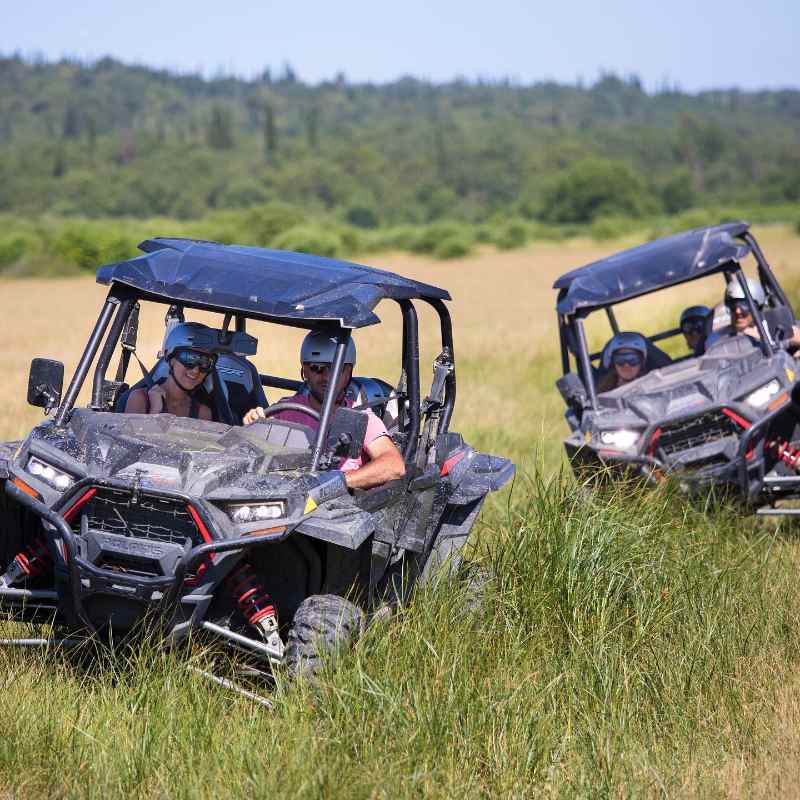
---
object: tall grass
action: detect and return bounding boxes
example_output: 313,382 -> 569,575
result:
2,229 -> 800,796
0,477 -> 798,797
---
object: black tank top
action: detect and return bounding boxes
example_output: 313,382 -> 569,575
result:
141,388 -> 201,419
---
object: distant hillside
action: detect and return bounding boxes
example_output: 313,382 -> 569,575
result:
1,55 -> 799,223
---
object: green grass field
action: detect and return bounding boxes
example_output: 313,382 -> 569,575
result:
1,227 -> 800,797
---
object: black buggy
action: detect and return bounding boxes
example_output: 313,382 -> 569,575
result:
0,238 -> 514,679
555,222 -> 800,514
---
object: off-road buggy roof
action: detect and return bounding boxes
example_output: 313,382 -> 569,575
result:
97,237 -> 451,329
554,222 -> 752,315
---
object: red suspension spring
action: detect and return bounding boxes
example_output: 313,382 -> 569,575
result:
225,562 -> 276,627
766,439 -> 800,471
13,535 -> 53,579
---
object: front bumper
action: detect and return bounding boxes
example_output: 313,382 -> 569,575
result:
566,400 -> 797,504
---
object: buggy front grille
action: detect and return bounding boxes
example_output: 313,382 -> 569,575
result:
657,410 -> 742,459
69,488 -> 204,548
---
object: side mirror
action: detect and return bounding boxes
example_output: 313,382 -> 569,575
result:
326,406 -> 368,461
28,358 -> 64,411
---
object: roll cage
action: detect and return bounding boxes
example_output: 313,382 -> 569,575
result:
52,286 -> 457,469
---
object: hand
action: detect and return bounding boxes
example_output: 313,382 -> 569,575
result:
243,406 -> 266,425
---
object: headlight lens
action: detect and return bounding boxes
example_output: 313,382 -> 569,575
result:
599,429 -> 640,449
744,379 -> 781,409
26,456 -> 74,491
226,501 -> 286,524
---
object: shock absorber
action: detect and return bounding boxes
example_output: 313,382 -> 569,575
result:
0,535 -> 53,587
225,561 -> 283,655
766,439 -> 800,471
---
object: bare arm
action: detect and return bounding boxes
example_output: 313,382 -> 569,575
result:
123,388 -> 149,414
343,435 -> 406,490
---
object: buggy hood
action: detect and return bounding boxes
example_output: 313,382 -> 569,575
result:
23,410 -> 320,499
595,337 -> 791,427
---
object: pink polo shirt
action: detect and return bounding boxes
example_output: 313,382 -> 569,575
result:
272,393 -> 390,471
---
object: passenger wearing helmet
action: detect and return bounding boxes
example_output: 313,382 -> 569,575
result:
123,322 -> 215,419
679,305 -> 712,356
243,330 -> 405,490
597,332 -> 649,393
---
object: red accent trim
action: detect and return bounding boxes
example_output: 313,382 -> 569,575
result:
647,427 -> 661,458
721,408 -> 752,429
186,504 -> 215,576
186,504 -> 213,544
63,488 -> 97,523
440,450 -> 466,477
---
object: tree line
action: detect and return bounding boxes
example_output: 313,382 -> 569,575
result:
0,54 -> 799,227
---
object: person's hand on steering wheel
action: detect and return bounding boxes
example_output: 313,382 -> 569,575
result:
242,403 -> 321,425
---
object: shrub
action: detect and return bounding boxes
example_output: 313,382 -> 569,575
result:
539,158 -> 654,224
345,205 -> 379,229
589,216 -> 638,241
796,217 -> 800,235
0,235 -> 31,268
245,203 -> 306,247
433,235 -> 473,259
50,224 -> 137,270
491,219 -> 529,250
660,169 -> 697,214
411,221 -> 474,255
272,225 -> 343,258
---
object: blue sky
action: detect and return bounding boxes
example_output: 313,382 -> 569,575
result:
2,0 -> 797,91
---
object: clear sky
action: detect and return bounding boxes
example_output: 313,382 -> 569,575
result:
2,0 -> 797,91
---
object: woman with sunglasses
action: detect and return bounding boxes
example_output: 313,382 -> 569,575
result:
124,322 -> 216,419
597,332 -> 649,393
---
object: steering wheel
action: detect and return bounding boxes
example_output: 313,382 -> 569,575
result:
259,402 -> 321,423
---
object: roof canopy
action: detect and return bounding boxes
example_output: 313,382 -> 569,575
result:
554,222 -> 751,316
96,238 -> 450,329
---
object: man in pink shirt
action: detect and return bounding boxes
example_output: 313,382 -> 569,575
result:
243,331 -> 406,490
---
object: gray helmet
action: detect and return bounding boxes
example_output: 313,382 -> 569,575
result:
725,277 -> 766,308
163,322 -> 218,360
680,305 -> 711,327
300,330 -> 357,366
602,331 -> 648,370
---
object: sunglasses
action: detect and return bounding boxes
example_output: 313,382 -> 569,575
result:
612,352 -> 643,368
726,299 -> 751,316
174,349 -> 216,373
305,362 -> 332,375
681,320 -> 706,335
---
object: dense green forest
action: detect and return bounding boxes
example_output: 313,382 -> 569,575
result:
0,55 -> 799,271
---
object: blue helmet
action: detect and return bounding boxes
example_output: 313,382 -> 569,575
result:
602,331 -> 648,370
163,322 -> 218,360
679,305 -> 711,327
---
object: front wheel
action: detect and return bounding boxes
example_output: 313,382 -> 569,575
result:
285,594 -> 365,677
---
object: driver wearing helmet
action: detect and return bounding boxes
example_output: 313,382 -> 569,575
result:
124,322 -> 215,420
597,332 -> 649,393
243,331 -> 405,490
706,277 -> 800,349
679,305 -> 712,356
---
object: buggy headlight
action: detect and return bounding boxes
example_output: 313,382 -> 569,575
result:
744,379 -> 780,409
26,456 -> 74,491
599,429 -> 640,449
226,501 -> 286,524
